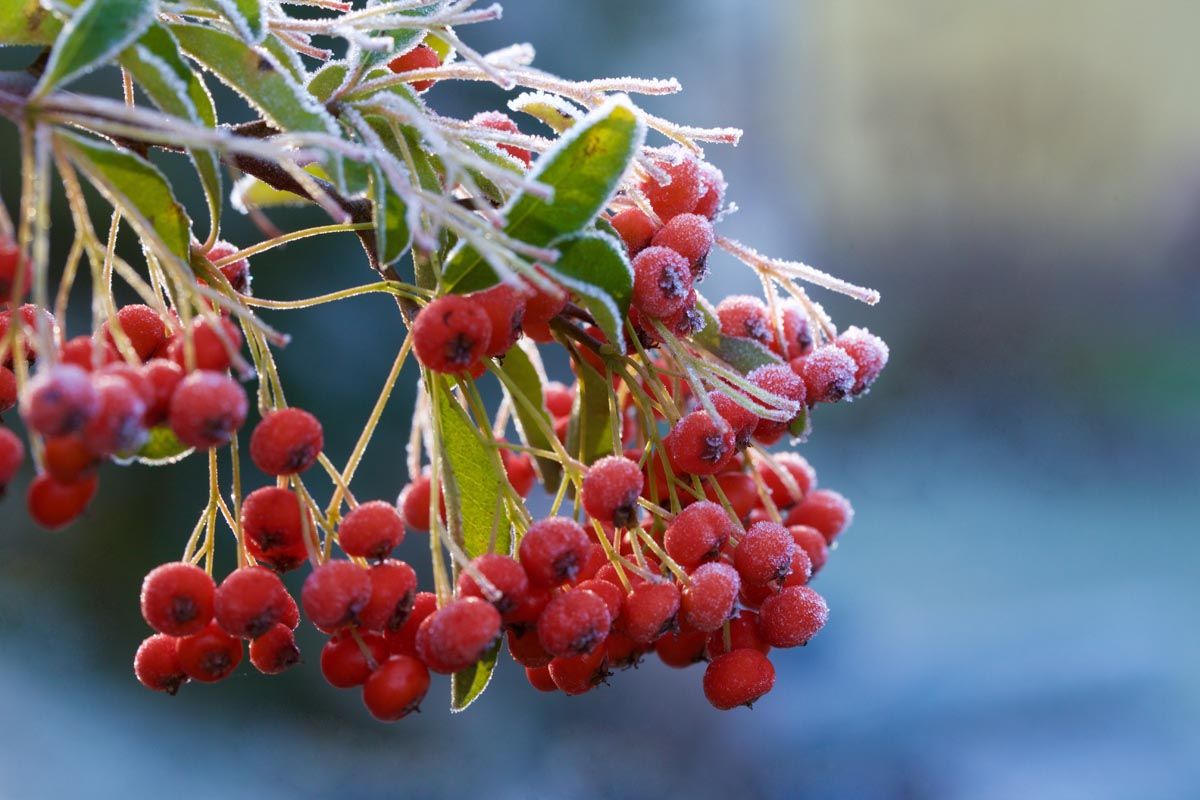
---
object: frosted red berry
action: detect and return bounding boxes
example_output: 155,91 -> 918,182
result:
359,559 -> 418,632
398,472 -> 440,531
141,562 -> 216,637
682,562 -> 741,632
214,566 -> 291,639
169,316 -> 242,373
706,610 -> 771,658
611,208 -> 659,257
204,240 -> 252,294
665,411 -> 735,476
655,624 -> 709,668
521,270 -> 567,339
581,455 -> 643,527
412,295 -> 492,374
759,585 -> 828,648
543,381 -> 574,418
0,365 -> 16,413
0,234 -> 30,300
470,283 -> 526,357
363,655 -> 430,721
471,110 -> 531,166
139,358 -> 184,426
302,560 -> 372,633
134,633 -> 188,695
59,335 -> 118,372
795,344 -> 856,405
249,623 -> 300,675
547,645 -> 608,695
759,452 -> 816,509
650,213 -> 713,272
621,582 -> 681,645
415,596 -> 501,674
104,304 -> 166,362
175,621 -> 242,683
663,500 -> 736,570
519,516 -> 591,588
26,472 -> 98,530
385,591 -> 436,657
0,426 -> 24,490
169,370 -> 247,449
81,374 -> 147,456
734,521 -> 795,586
632,246 -> 692,319
747,364 -> 807,443
321,631 -> 387,688
387,43 -> 441,92
639,150 -> 703,221
778,301 -> 814,359
501,448 -> 537,497
708,390 -> 758,450
706,471 -> 759,520
716,295 -> 773,348
693,161 -> 726,220
786,488 -> 853,544
835,326 -> 889,395
703,648 -> 775,709
525,665 -> 557,692
250,407 -> 323,476
20,364 -> 98,437
456,553 -> 529,618
789,525 -> 829,575
240,486 -> 310,572
537,588 -> 612,657
336,500 -> 404,561
575,578 -> 623,621
507,626 -> 552,668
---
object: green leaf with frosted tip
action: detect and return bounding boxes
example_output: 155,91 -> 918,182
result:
451,640 -> 499,712
566,356 -> 616,466
57,131 -> 192,265
545,231 -> 632,352
443,98 -> 644,293
134,426 -> 194,465
198,0 -> 264,44
34,0 -> 157,97
496,342 -> 561,491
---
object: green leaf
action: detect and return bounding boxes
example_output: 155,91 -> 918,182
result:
371,166 -> 411,266
58,131 -> 192,264
232,163 -> 332,210
133,426 -> 194,465
443,97 -> 644,293
120,23 -> 223,243
509,91 -> 581,133
199,0 -> 264,44
545,230 -> 632,352
450,640 -> 499,712
496,341 -> 561,490
0,0 -> 62,45
787,405 -> 810,440
692,300 -> 781,374
34,0 -> 157,97
566,356 -> 616,466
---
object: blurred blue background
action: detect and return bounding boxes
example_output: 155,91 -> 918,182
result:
1,1 -> 1198,798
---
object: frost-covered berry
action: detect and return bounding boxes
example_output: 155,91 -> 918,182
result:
363,655 -> 430,721
734,521 -> 795,586
543,381 -> 575,418
139,359 -> 183,426
537,588 -> 612,657
168,370 -> 247,450
664,500 -> 736,570
0,234 -> 30,300
707,390 -> 758,450
412,295 -> 493,374
321,631 -> 387,688
519,516 -> 592,588
471,111 -> 531,166
133,633 -> 188,695
835,326 -> 889,395
703,649 -> 775,710
581,455 -> 643,528
521,269 -> 568,341
639,149 -> 703,221
175,621 -> 242,683
794,344 -> 857,404
693,161 -> 726,220
790,524 -> 829,575
654,624 -> 709,668
359,559 -> 419,632
103,304 -> 166,362
20,364 -> 98,437
338,500 -> 405,561
611,208 -> 659,257
168,316 -> 242,373
665,411 -> 735,476
384,591 -> 436,657
547,645 -> 608,695
780,545 -> 814,589
416,597 -> 502,674
0,304 -> 56,366
249,623 -> 300,675
716,295 -> 773,348
0,426 -> 24,490
758,585 -> 828,647
240,486 -> 310,572
747,364 -> 807,443
758,452 -> 816,509
778,301 -> 814,359
301,560 -> 372,633
250,407 -> 323,476
705,610 -> 771,658
507,626 -> 552,668
631,246 -> 693,319
81,374 -> 147,457
456,553 -> 529,618
621,582 -> 681,645
707,471 -> 760,520
204,240 -> 252,295
214,566 -> 291,639
26,472 -> 98,530
398,472 -> 442,531
501,448 -> 537,497
141,562 -> 216,637
682,562 -> 741,632
58,335 -> 118,372
470,283 -> 526,357
785,488 -> 853,544
387,43 -> 441,92
650,213 -> 714,272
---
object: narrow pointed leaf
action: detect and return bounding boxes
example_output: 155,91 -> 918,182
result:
200,0 -> 264,44
496,341 -> 561,490
450,640 -> 499,712
34,0 -> 157,97
566,357 -> 616,466
371,166 -> 411,266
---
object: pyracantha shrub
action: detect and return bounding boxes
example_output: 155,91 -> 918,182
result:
0,0 -> 887,717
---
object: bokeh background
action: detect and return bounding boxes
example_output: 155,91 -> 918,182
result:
2,1 -> 1198,798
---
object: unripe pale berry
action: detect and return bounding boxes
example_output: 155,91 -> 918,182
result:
703,648 -> 775,710
249,407 -> 323,476
141,561 -> 216,637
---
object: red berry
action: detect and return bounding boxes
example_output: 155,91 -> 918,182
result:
412,295 -> 492,374
705,471 -> 759,520
387,43 -> 441,92
337,500 -> 404,561
575,578 -> 623,621
456,553 -> 529,619
759,585 -> 828,647
706,610 -> 771,658
507,626 -> 552,668
747,364 -> 807,443
631,246 -> 692,319
240,486 -> 311,572
789,524 -> 829,574
81,374 -> 147,456
708,390 -> 758,450
504,585 -> 551,632
0,365 -> 16,413
141,562 -> 216,637
302,560 -> 372,633
780,545 -> 814,589
471,111 -> 531,166
716,295 -> 773,348
59,335 -> 119,372
321,631 -> 387,688
138,358 -> 184,426
664,500 -> 736,570
0,234 -> 30,300
249,407 -> 323,476
469,283 -> 526,357
134,633 -> 188,695
650,213 -> 713,272
104,304 -> 166,362
359,559 -> 419,631
758,452 -> 816,509
682,562 -> 740,632
639,149 -> 703,222
501,447 -> 537,497
542,381 -> 574,418
547,645 -> 608,695
621,581 -> 681,645
611,208 -> 659,257
521,269 -> 568,336
581,455 -> 643,528
26,472 -> 98,529
168,370 -> 247,449
0,426 -> 24,489
703,649 -> 775,709
665,411 -> 735,476
518,516 -> 592,588
795,344 -> 857,404
693,161 -> 726,220
415,597 -> 501,674
398,472 -> 443,531
175,621 -> 242,682
169,316 -> 242,373
537,588 -> 612,657
733,521 -> 795,586
249,624 -> 301,674
214,566 -> 291,639
525,665 -> 557,692
603,631 -> 644,670
835,326 -> 889,395
778,301 -> 813,359
655,624 -> 709,668
20,364 -> 98,437
785,488 -> 853,544
0,304 -> 56,366
363,655 -> 430,721
205,240 -> 252,294
385,591 -> 436,657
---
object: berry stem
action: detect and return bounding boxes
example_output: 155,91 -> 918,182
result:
209,222 -> 375,268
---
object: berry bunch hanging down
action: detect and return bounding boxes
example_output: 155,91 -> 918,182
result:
0,0 -> 887,718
